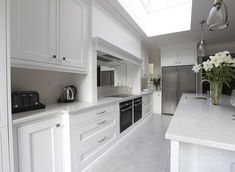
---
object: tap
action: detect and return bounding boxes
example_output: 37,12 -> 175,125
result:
201,79 -> 211,85
201,79 -> 212,98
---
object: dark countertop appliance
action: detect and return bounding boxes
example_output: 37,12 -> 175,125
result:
12,91 -> 45,114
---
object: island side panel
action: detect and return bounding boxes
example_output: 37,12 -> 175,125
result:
171,141 -> 179,172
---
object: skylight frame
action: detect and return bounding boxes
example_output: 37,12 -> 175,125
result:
117,0 -> 193,37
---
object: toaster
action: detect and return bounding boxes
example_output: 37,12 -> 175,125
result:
12,91 -> 45,114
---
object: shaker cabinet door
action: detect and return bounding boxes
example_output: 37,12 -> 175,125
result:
161,50 -> 178,67
0,0 -> 8,128
0,127 -> 10,172
11,0 -> 57,64
178,48 -> 196,66
17,118 -> 63,172
59,0 -> 90,70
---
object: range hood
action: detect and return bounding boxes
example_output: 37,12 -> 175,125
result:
97,51 -> 123,63
93,37 -> 142,66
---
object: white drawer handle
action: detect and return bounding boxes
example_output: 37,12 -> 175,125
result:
97,120 -> 106,125
97,111 -> 106,115
97,136 -> 106,143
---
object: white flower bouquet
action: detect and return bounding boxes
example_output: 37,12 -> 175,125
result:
192,51 -> 235,105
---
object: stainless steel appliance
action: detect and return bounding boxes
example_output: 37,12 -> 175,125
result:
134,97 -> 142,123
162,65 -> 196,114
120,100 -> 133,133
58,85 -> 77,103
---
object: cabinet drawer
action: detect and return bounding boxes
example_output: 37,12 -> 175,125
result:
79,124 -> 115,163
72,123 -> 116,170
143,104 -> 152,116
77,113 -> 115,141
143,95 -> 151,107
70,104 -> 118,127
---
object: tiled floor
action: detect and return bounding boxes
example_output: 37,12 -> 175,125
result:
90,114 -> 172,172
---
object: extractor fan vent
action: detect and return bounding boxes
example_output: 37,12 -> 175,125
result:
103,54 -> 122,61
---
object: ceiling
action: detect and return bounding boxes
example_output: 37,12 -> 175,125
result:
145,0 -> 235,48
117,0 -> 193,36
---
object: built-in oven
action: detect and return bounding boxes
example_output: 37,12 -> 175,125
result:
134,97 -> 142,123
120,100 -> 133,133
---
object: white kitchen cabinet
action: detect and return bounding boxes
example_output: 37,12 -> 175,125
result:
59,0 -> 90,70
161,48 -> 196,67
0,0 -> 8,128
178,49 -> 196,66
0,127 -> 10,172
70,104 -> 119,172
17,117 -> 63,172
11,0 -> 57,64
11,0 -> 90,73
153,91 -> 162,114
161,50 -> 178,67
142,94 -> 153,118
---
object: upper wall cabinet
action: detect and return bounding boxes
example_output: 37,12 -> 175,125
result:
11,0 -> 91,74
161,48 -> 196,67
59,0 -> 90,69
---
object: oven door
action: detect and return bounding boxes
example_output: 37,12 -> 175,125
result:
134,102 -> 142,123
120,106 -> 133,133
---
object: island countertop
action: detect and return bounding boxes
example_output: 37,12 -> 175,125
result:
165,94 -> 235,152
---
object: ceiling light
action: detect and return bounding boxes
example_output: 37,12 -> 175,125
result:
197,20 -> 207,57
207,0 -> 229,31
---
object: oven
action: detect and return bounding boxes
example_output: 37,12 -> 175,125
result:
120,100 -> 133,133
134,97 -> 142,123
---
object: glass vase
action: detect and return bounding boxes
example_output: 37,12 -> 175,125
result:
211,80 -> 223,105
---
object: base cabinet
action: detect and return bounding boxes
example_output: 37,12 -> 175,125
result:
142,94 -> 153,118
16,117 -> 63,172
153,91 -> 162,114
0,127 -> 10,172
70,104 -> 119,172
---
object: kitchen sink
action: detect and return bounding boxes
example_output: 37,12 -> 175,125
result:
189,96 -> 208,100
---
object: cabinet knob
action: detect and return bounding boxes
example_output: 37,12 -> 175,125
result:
52,55 -> 56,59
56,123 -> 61,128
62,57 -> 66,61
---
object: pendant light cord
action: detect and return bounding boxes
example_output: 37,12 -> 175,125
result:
200,20 -> 205,41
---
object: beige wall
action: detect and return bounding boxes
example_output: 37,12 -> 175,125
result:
148,48 -> 161,76
11,68 -> 83,105
207,41 -> 235,55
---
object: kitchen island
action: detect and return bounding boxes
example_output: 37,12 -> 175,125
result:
166,94 -> 235,172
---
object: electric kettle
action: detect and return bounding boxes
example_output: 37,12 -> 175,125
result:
58,85 -> 77,103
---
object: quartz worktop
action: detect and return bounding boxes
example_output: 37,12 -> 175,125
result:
12,91 -> 153,125
166,94 -> 235,152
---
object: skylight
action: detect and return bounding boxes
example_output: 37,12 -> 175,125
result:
117,0 -> 193,37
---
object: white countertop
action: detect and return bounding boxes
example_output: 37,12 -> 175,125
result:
166,94 -> 235,152
12,91 -> 153,125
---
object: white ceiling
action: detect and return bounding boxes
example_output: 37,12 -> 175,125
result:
145,0 -> 235,48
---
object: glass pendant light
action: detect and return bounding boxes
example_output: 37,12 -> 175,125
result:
207,0 -> 229,31
197,20 -> 207,57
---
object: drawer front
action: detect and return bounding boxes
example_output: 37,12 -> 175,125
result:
143,95 -> 151,106
76,113 -> 115,142
72,123 -> 116,171
143,104 -> 152,117
70,104 -> 118,127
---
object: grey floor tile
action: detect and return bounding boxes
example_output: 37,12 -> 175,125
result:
90,114 -> 172,172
